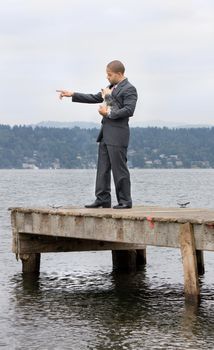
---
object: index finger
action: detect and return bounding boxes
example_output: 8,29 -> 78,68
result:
56,90 -> 63,92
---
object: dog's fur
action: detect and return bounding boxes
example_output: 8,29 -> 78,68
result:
101,87 -> 120,115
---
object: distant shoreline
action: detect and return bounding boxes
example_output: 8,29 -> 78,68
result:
1,125 -> 214,169
2,120 -> 214,129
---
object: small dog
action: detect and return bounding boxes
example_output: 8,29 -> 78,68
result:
101,87 -> 120,115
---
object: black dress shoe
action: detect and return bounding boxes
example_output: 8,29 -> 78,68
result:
113,203 -> 132,209
85,201 -> 111,208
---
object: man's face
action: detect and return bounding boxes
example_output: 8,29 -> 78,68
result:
106,68 -> 123,85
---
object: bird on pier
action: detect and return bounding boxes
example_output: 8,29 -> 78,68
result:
177,202 -> 190,208
49,205 -> 63,209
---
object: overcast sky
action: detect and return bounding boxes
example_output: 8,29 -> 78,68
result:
1,0 -> 214,126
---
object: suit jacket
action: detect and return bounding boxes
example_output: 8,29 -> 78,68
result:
72,78 -> 138,147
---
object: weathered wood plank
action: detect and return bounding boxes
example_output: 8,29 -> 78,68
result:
17,233 -> 146,254
179,223 -> 200,303
11,210 -> 214,251
9,206 -> 214,225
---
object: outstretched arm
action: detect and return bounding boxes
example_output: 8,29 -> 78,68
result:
72,92 -> 103,104
56,90 -> 103,104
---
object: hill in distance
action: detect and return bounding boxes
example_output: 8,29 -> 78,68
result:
34,121 -> 100,129
33,120 -> 214,129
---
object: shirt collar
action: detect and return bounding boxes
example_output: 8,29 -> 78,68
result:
113,77 -> 127,89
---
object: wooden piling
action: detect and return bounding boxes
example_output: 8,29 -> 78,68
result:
179,223 -> 200,303
112,248 -> 147,272
136,249 -> 147,267
112,250 -> 137,272
196,250 -> 205,275
20,253 -> 41,274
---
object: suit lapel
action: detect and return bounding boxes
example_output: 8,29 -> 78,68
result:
112,78 -> 128,97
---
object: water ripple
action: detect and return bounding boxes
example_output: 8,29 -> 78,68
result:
1,169 -> 214,349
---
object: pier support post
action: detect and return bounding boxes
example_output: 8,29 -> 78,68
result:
112,250 -> 137,272
112,249 -> 147,272
179,223 -> 200,303
196,250 -> 205,275
136,249 -> 147,268
20,253 -> 41,274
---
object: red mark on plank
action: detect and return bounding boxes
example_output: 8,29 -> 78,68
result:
147,216 -> 155,229
206,224 -> 214,229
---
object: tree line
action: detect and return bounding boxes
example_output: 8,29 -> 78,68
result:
0,124 -> 214,169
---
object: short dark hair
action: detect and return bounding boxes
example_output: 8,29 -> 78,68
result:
107,60 -> 125,74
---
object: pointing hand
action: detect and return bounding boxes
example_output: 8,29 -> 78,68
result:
56,90 -> 74,100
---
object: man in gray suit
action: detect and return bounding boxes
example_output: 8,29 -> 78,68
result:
57,60 -> 138,209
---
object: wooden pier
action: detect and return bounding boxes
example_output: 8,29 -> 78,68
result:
10,205 -> 214,303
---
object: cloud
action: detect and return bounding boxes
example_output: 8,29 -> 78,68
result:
0,0 -> 214,125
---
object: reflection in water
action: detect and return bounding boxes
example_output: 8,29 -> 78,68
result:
181,303 -> 199,335
9,266 -> 214,350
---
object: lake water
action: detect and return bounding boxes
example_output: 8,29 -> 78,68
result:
1,169 -> 214,349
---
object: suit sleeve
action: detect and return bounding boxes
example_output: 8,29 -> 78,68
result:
72,91 -> 103,104
108,86 -> 138,120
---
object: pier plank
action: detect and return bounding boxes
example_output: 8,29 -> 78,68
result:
11,206 -> 214,251
16,233 -> 146,254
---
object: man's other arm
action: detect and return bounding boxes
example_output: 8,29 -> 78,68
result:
108,86 -> 138,120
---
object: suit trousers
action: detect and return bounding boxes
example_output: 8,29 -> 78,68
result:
95,140 -> 132,205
